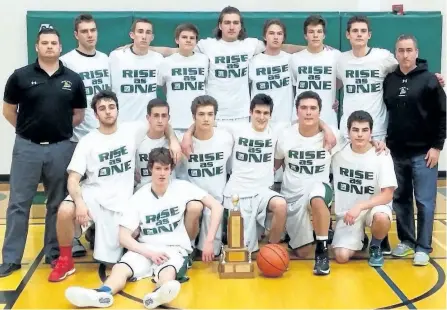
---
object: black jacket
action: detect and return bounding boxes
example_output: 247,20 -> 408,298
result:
383,59 -> 446,156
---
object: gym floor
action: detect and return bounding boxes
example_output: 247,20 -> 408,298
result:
0,181 -> 445,309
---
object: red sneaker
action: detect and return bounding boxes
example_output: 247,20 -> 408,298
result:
48,256 -> 75,282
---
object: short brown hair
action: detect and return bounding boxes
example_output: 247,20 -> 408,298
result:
347,16 -> 370,32
74,13 -> 95,32
147,98 -> 170,115
36,28 -> 60,44
191,95 -> 218,116
148,147 -> 175,170
303,15 -> 326,34
175,23 -> 199,39
263,19 -> 286,44
214,6 -> 247,40
131,18 -> 153,32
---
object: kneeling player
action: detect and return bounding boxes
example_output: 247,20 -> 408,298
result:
331,111 -> 397,267
64,147 -> 223,309
275,91 -> 345,275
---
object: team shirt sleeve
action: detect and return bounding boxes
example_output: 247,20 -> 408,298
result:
119,198 -> 141,232
254,39 -> 266,55
378,154 -> 398,190
183,180 -> 208,202
67,138 -> 89,176
274,132 -> 285,160
132,121 -> 149,145
157,58 -> 168,87
383,49 -> 398,74
289,55 -> 297,86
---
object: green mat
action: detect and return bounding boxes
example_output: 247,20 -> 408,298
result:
33,191 -> 47,205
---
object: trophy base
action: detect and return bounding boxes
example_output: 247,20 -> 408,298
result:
218,261 -> 255,279
223,246 -> 249,262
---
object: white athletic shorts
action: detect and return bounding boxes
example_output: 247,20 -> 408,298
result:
197,206 -> 223,256
223,189 -> 283,253
286,182 -> 333,249
332,205 -> 392,251
64,195 -> 123,264
120,245 -> 188,283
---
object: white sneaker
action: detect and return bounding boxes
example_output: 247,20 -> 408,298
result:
65,287 -> 114,308
413,252 -> 430,266
143,280 -> 181,309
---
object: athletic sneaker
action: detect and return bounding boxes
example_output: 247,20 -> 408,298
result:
48,256 -> 75,282
413,252 -> 430,266
391,243 -> 415,257
313,250 -> 330,275
368,246 -> 384,267
143,280 -> 181,309
65,287 -> 114,308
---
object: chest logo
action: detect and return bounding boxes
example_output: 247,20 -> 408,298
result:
61,80 -> 72,91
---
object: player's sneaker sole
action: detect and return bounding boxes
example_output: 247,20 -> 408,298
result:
143,280 -> 181,309
65,287 -> 114,308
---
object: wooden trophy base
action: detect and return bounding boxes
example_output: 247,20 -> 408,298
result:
218,246 -> 255,279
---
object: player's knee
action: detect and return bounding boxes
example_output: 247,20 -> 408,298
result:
372,212 -> 391,226
112,262 -> 133,279
269,197 -> 287,217
293,244 -> 312,258
185,201 -> 203,220
57,201 -> 75,221
334,249 -> 351,264
310,197 -> 329,210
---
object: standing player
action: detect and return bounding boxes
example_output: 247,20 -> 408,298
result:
290,15 -> 341,128
331,111 -> 397,267
176,95 -> 233,256
249,19 -> 293,124
336,16 -> 397,140
157,24 -> 209,133
109,18 -> 163,123
64,147 -> 224,309
48,90 -> 180,282
134,99 -> 172,191
60,13 -> 111,142
60,13 -> 111,257
274,91 -> 344,276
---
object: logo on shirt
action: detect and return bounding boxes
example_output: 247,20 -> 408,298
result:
215,55 -> 248,78
143,207 -> 182,236
188,152 -> 225,177
235,137 -> 272,163
255,65 -> 290,90
98,146 -> 132,177
345,69 -> 381,94
287,150 -> 326,174
31,81 -> 37,85
297,66 -> 333,91
399,86 -> 408,97
61,80 -> 72,91
337,167 -> 374,194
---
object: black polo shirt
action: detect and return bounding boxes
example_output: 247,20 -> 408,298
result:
3,60 -> 87,144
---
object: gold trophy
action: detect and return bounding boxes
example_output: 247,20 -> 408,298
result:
218,194 -> 255,279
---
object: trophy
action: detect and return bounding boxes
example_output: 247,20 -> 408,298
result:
218,194 -> 255,279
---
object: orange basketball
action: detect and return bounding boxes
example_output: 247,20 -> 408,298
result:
256,244 -> 289,277
270,244 -> 290,268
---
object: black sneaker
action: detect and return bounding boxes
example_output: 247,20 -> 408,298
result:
381,235 -> 392,255
328,229 -> 334,245
313,250 -> 330,276
85,225 -> 95,250
361,234 -> 369,251
0,263 -> 21,277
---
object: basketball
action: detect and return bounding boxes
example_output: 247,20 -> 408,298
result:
256,244 -> 289,277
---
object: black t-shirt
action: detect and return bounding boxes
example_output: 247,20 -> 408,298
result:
3,60 -> 87,143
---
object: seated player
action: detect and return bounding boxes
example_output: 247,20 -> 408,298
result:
176,95 -> 233,258
64,147 -> 223,309
331,111 -> 397,267
48,91 -> 181,282
274,91 -> 345,276
135,99 -> 174,191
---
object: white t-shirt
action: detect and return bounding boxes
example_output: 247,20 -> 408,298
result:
223,122 -> 287,197
176,128 -> 233,202
290,49 -> 341,128
60,49 -> 111,142
332,144 -> 398,216
67,122 -> 148,211
249,51 -> 294,123
336,48 -> 398,137
195,37 -> 265,120
120,179 -> 207,253
158,52 -> 209,130
135,135 -> 170,190
275,125 -> 345,203
109,48 -> 164,123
